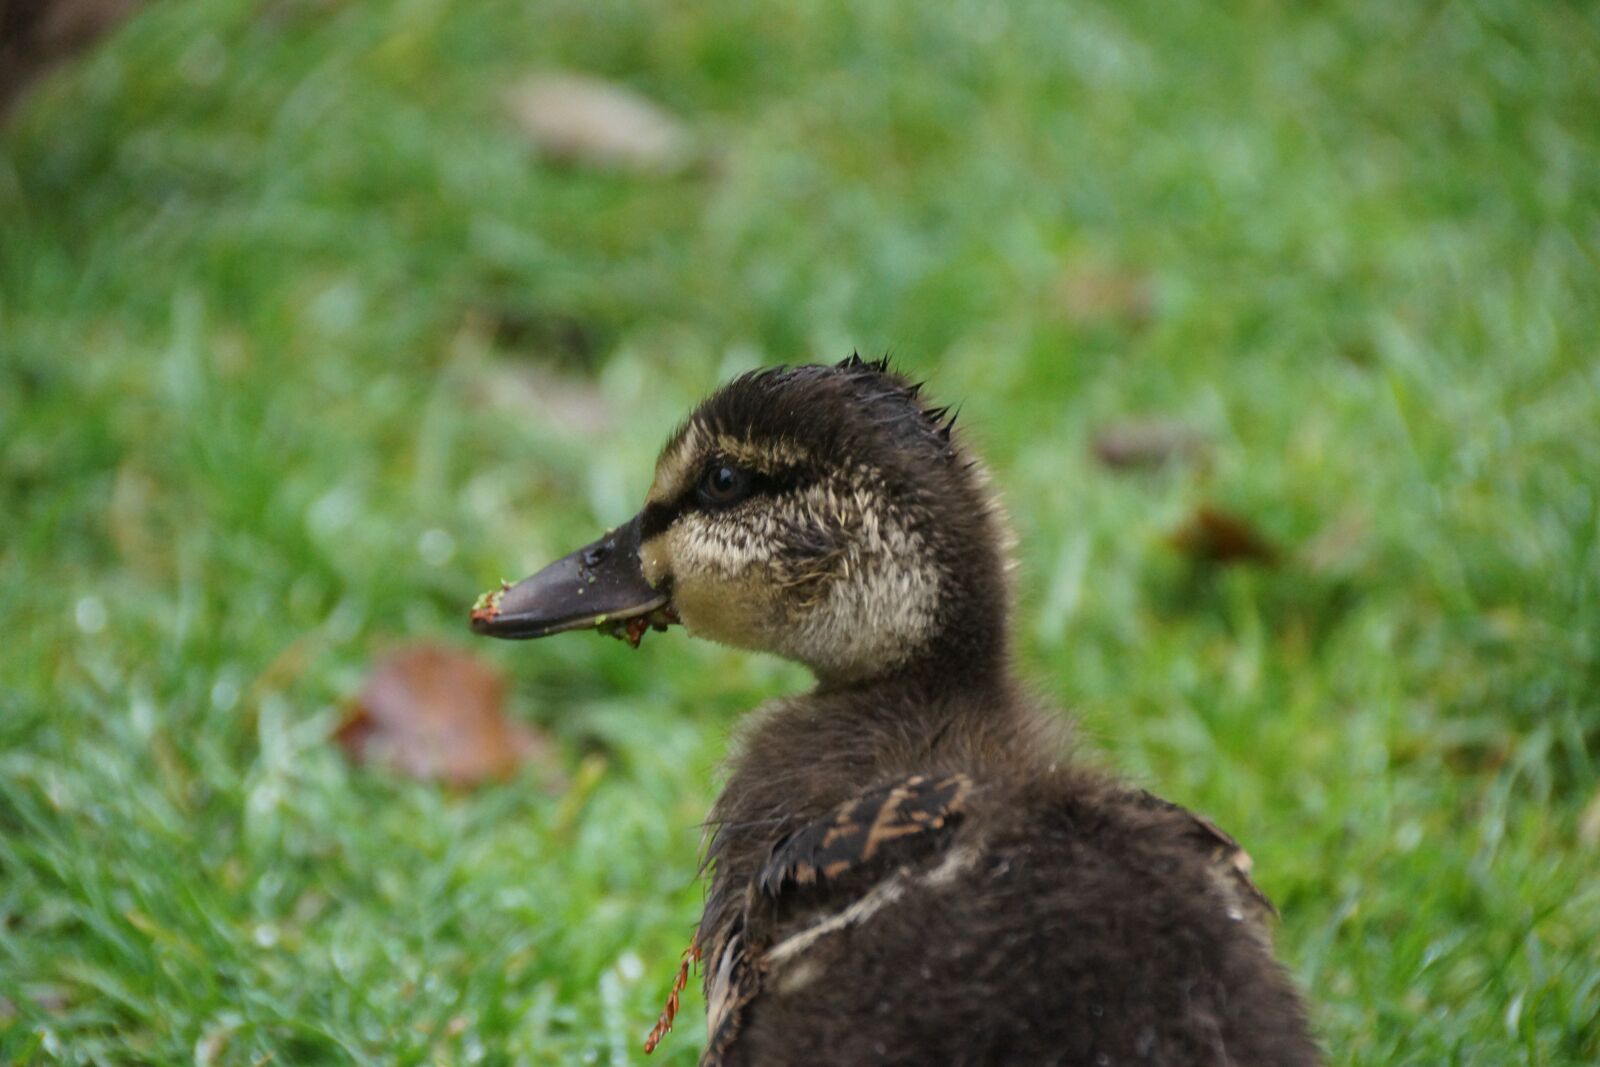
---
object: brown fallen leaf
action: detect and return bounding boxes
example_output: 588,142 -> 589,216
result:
1057,261 -> 1155,329
505,72 -> 691,174
474,304 -> 598,364
1091,418 -> 1208,471
479,363 -> 616,437
1169,505 -> 1281,567
452,312 -> 616,436
336,644 -> 556,789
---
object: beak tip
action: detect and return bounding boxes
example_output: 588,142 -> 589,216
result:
470,513 -> 671,643
468,588 -> 508,635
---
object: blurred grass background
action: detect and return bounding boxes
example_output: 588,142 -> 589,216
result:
2,0 -> 1598,1063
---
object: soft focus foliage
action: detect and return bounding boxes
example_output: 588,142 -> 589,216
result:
2,1 -> 1597,1063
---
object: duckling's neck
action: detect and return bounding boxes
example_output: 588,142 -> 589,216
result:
814,625 -> 1009,698
822,638 -> 1023,739
813,543 -> 1013,695
798,593 -> 1034,770
753,507 -> 1028,775
721,650 -> 1056,841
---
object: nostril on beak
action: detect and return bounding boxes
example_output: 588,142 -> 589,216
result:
470,514 -> 666,640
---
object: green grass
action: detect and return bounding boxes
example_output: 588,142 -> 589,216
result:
3,0 -> 1598,1062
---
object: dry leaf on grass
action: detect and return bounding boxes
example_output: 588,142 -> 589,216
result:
1169,505 -> 1281,567
1091,418 -> 1208,471
452,312 -> 616,436
505,73 -> 691,174
472,362 -> 615,436
474,304 -> 598,363
336,644 -> 556,789
1057,262 -> 1155,329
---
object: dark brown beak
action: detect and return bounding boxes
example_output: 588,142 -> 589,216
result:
470,513 -> 669,640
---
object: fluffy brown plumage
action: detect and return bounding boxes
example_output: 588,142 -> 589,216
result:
477,355 -> 1322,1066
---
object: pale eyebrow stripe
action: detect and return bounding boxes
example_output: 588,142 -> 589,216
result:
649,423 -> 815,506
648,422 -> 705,506
710,434 -> 811,470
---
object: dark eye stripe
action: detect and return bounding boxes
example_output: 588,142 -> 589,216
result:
638,463 -> 810,541
638,501 -> 678,542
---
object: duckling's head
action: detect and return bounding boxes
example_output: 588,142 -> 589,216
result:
473,355 -> 1012,686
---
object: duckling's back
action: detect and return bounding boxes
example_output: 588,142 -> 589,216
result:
696,691 -> 1321,1067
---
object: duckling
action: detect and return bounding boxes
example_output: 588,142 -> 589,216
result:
472,355 -> 1321,1066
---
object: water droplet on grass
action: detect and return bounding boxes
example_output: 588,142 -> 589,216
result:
211,678 -> 241,713
419,527 -> 456,566
75,596 -> 107,634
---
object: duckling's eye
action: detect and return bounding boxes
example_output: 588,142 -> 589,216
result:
698,462 -> 752,507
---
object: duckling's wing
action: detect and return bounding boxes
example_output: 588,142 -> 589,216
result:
695,773 -> 973,1067
701,916 -> 755,1065
757,772 -> 974,896
1127,788 -> 1277,925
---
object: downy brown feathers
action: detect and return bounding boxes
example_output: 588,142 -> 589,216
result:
630,356 -> 1321,1066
